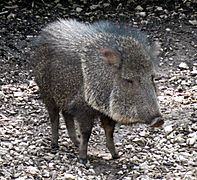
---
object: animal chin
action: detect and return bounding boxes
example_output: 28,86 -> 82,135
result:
111,113 -> 139,124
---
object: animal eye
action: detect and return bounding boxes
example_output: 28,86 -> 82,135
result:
151,75 -> 155,82
124,79 -> 133,84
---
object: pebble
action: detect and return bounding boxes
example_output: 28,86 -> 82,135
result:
101,153 -> 112,160
76,7 -> 83,12
187,132 -> 197,145
139,130 -> 147,137
138,175 -> 151,180
28,80 -> 36,87
158,95 -> 165,101
165,28 -> 171,32
175,136 -> 185,143
90,5 -> 99,10
103,3 -> 110,7
135,5 -> 143,11
125,144 -> 134,149
191,69 -> 197,76
123,177 -> 132,180
117,170 -> 124,175
64,173 -> 75,180
173,95 -> 184,102
0,147 -> 8,155
48,162 -> 54,168
1,141 -> 13,149
156,6 -> 163,11
13,91 -> 24,97
42,170 -> 50,177
27,166 -> 40,175
138,12 -> 146,17
0,91 -> 5,99
164,125 -> 173,134
189,20 -> 197,26
139,162 -> 149,170
178,62 -> 189,70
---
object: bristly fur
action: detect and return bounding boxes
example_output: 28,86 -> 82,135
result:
31,19 -> 163,162
31,18 -> 161,125
34,19 -> 155,56
92,20 -> 150,49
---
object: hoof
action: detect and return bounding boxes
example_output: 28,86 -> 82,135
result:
79,158 -> 90,168
79,158 -> 88,165
112,153 -> 120,159
51,144 -> 59,153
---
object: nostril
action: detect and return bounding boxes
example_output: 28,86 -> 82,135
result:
150,117 -> 164,128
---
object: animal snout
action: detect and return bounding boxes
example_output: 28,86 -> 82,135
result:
150,116 -> 164,128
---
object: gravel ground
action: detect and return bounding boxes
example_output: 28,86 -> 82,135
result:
0,0 -> 196,179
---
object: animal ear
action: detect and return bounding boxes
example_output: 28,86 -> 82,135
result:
99,48 -> 120,66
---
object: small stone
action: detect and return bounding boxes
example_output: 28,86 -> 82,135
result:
164,125 -> 173,134
191,69 -> 197,76
88,168 -> 95,174
64,173 -> 75,180
28,80 -> 37,87
28,145 -> 36,150
42,170 -> 50,177
187,137 -> 196,146
178,62 -> 189,70
138,175 -> 151,180
7,13 -> 16,19
90,5 -> 99,10
139,130 -> 147,137
135,5 -> 143,11
156,6 -> 163,11
98,153 -> 112,160
140,162 -> 149,170
122,164 -> 127,169
187,132 -> 197,146
103,3 -> 110,7
178,155 -> 188,163
0,113 -> 9,120
158,95 -> 165,101
123,177 -> 132,180
138,12 -> 146,17
117,170 -> 124,175
48,162 -> 54,168
132,137 -> 144,143
189,20 -> 197,26
2,141 -> 13,149
27,166 -> 40,175
174,96 -> 184,102
0,91 -> 5,100
175,136 -> 185,143
115,142 -> 122,146
125,144 -> 133,149
0,147 -> 8,155
13,91 -> 24,97
76,7 -> 83,12
193,63 -> 197,67
165,28 -> 171,32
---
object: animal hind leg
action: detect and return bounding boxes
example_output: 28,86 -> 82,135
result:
62,111 -> 80,147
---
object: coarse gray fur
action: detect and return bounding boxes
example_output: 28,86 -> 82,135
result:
31,19 -> 163,163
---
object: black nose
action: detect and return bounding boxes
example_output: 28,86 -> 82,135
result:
150,117 -> 164,128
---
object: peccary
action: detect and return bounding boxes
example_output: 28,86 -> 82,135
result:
31,19 -> 164,164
